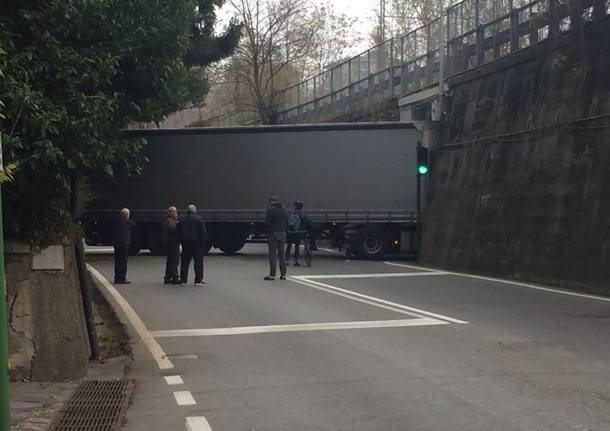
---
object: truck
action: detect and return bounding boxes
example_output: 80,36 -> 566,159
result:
83,122 -> 422,259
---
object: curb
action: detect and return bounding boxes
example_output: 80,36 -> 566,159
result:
87,265 -> 174,371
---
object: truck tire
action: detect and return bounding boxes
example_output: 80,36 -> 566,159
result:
216,238 -> 247,255
352,227 -> 389,259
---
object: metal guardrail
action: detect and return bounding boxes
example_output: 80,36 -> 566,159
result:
271,0 -> 608,124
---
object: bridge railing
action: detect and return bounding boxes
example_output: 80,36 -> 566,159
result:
274,0 -> 608,124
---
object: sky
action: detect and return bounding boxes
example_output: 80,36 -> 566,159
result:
217,0 -> 380,55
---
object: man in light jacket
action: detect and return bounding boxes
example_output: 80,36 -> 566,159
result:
264,196 -> 288,281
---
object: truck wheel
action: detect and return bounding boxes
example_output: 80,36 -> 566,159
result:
352,227 -> 389,259
217,239 -> 247,255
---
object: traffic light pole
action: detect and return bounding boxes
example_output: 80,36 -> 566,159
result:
415,141 -> 423,261
0,185 -> 10,431
416,173 -> 422,261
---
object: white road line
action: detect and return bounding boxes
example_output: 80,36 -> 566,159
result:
289,277 -> 426,318
319,247 -> 340,254
174,391 -> 197,406
88,265 -> 174,370
291,276 -> 468,324
186,417 -> 213,431
152,318 -> 447,338
164,375 -> 184,385
384,262 -> 610,303
301,271 -> 448,279
384,262 -> 440,272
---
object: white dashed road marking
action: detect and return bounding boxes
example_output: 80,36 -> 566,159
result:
164,375 -> 184,385
186,417 -> 213,431
174,391 -> 197,406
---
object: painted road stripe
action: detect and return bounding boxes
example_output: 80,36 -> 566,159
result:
289,277 -> 426,318
164,375 -> 184,385
384,262 -> 610,303
186,417 -> 213,431
174,391 -> 197,406
319,247 -> 340,254
88,265 -> 174,370
302,271 -> 448,279
292,276 -> 468,324
152,318 -> 448,338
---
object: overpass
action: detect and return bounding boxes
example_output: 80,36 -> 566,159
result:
200,0 -> 609,129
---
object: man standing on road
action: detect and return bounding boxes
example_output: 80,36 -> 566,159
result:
265,196 -> 288,281
113,208 -> 136,284
177,204 -> 207,286
163,206 -> 180,285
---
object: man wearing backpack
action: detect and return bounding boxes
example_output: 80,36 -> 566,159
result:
286,200 -> 310,266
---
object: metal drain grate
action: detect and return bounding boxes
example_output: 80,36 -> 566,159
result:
52,379 -> 135,431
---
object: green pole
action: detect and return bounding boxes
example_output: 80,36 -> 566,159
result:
0,185 -> 10,431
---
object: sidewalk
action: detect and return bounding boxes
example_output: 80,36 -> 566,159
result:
10,356 -> 131,430
9,266 -> 132,430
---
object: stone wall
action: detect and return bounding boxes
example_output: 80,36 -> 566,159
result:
6,241 -> 89,380
420,18 -> 610,293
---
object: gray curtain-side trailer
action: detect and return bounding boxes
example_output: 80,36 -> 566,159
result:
83,122 -> 422,258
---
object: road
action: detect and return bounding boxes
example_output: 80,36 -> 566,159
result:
89,244 -> 610,431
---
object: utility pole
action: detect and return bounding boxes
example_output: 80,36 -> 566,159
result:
0,133 -> 10,431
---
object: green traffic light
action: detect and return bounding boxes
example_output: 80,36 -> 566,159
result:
417,164 -> 429,175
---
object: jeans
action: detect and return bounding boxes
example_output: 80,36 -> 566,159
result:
180,241 -> 204,283
165,242 -> 180,281
268,231 -> 287,277
114,246 -> 129,282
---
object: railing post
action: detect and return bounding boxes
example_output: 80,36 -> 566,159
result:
389,39 -> 395,97
400,36 -> 408,96
313,76 -> 318,111
331,67 -> 336,109
548,0 -> 560,38
509,0 -> 520,52
348,59 -> 354,114
426,23 -> 434,86
475,0 -> 484,66
592,0 -> 606,18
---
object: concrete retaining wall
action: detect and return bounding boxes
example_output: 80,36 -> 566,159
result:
420,18 -> 610,293
6,241 -> 89,380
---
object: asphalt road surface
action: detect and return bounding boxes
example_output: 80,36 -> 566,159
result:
89,244 -> 610,431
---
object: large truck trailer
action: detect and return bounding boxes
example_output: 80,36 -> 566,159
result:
83,122 -> 422,259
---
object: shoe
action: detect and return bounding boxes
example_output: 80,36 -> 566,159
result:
164,279 -> 171,285
180,282 -> 187,286
280,276 -> 286,280
171,279 -> 181,285
194,281 -> 206,286
293,262 -> 300,267
264,276 -> 275,281
115,280 -> 132,284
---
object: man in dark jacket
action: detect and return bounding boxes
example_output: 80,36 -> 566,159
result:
163,206 -> 180,284
264,196 -> 288,280
177,204 -> 207,286
113,208 -> 136,284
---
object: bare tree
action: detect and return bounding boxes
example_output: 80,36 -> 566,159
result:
228,0 -> 317,124
371,0 -> 454,43
298,2 -> 362,75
